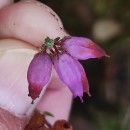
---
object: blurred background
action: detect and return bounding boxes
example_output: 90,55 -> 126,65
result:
18,0 -> 130,129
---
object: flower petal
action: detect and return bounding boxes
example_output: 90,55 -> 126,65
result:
27,52 -> 52,101
53,53 -> 89,100
76,61 -> 91,97
63,36 -> 107,60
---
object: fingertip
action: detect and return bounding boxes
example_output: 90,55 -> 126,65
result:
0,0 -> 67,47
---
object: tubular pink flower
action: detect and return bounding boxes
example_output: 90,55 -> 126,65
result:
53,53 -> 89,100
27,52 -> 52,101
63,36 -> 107,60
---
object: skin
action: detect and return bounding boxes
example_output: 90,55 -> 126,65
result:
0,0 -> 72,129
0,0 -> 13,9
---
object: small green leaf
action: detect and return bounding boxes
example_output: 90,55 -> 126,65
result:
43,111 -> 54,117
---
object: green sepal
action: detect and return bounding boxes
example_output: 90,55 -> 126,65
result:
44,37 -> 54,48
54,37 -> 60,42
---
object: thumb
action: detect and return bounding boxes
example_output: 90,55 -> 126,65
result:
0,0 -> 67,47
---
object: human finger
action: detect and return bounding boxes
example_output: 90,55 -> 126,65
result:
0,0 -> 67,47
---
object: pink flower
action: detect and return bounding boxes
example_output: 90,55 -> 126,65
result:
27,52 -> 52,101
27,36 -> 107,103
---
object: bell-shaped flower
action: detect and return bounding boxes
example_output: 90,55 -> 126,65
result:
63,36 -> 107,60
53,53 -> 90,101
27,52 -> 52,101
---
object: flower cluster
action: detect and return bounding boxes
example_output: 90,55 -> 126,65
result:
27,36 -> 107,103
